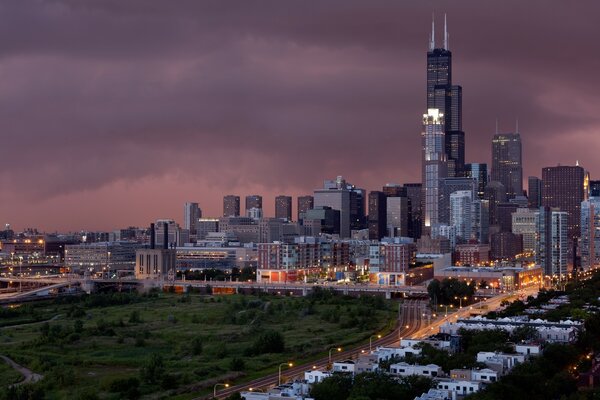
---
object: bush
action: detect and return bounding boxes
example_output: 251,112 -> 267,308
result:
140,354 -> 165,384
229,357 -> 245,371
245,330 -> 285,356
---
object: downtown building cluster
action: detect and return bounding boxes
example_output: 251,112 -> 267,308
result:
1,18 -> 598,289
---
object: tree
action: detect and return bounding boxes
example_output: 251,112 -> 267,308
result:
310,373 -> 353,400
140,353 -> 165,384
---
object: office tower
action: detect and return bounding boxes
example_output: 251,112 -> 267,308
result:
528,176 -> 542,208
183,202 -> 201,236
275,195 -> 292,221
421,108 -> 447,232
512,208 -> 537,253
465,163 -> 488,199
589,180 -> 600,197
490,232 -> 523,260
386,196 -> 409,237
223,195 -> 240,217
439,177 -> 477,224
484,181 -> 507,226
349,187 -> 366,231
297,195 -> 314,222
245,195 -> 263,213
431,224 -> 456,250
404,183 -> 422,239
196,219 -> 219,240
313,176 -> 352,238
471,199 -> 489,244
382,183 -> 406,198
368,191 -> 387,240
536,207 -> 568,278
450,190 -> 473,243
427,16 -> 465,178
303,207 -> 340,235
541,165 -> 587,241
496,203 -> 519,233
581,198 -> 600,270
491,133 -> 523,199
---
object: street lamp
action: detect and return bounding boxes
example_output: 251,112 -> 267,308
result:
369,334 -> 382,352
213,383 -> 229,398
329,347 -> 342,365
454,296 -> 467,309
278,362 -> 293,385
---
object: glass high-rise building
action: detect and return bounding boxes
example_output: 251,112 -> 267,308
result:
427,17 -> 465,177
528,176 -> 542,208
491,133 -> 523,199
465,163 -> 488,199
245,195 -> 263,213
421,108 -> 447,231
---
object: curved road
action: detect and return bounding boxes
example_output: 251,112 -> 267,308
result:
201,299 -> 426,399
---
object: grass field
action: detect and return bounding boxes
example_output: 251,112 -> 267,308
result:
0,289 -> 397,399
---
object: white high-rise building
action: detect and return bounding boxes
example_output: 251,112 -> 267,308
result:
512,208 -> 537,254
535,208 -> 568,278
450,190 -> 472,243
421,109 -> 447,232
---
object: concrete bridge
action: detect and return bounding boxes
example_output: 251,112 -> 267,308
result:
0,275 -> 432,299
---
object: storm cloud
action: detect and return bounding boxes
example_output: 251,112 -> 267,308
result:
1,1 -> 599,230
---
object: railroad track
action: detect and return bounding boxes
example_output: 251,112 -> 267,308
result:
198,299 -> 426,399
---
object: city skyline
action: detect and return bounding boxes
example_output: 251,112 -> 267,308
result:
2,1 -> 600,231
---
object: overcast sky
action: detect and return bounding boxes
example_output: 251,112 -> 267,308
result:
1,1 -> 599,231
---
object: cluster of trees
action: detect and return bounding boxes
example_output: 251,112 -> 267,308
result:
310,372 -> 433,400
427,278 -> 476,306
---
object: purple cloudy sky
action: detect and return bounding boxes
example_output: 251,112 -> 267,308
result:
1,1 -> 599,231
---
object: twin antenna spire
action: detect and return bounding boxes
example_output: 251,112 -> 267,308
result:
429,13 -> 449,51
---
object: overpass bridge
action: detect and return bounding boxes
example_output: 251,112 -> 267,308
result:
0,275 -> 431,299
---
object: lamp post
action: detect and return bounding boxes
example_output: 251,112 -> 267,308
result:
329,347 -> 342,365
213,383 -> 229,398
454,296 -> 467,309
278,362 -> 293,385
369,334 -> 382,352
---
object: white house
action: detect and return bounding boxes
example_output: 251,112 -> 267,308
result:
332,360 -> 355,374
471,368 -> 499,383
374,346 -> 422,362
414,388 -> 453,400
304,370 -> 331,384
389,362 -> 442,378
515,343 -> 541,357
435,379 -> 482,396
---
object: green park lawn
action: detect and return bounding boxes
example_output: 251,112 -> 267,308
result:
0,288 -> 396,399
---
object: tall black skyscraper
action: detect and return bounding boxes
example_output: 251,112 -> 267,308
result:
491,133 -> 523,199
427,15 -> 465,178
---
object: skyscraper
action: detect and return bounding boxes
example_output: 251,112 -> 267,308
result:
580,198 -> 600,270
404,183 -> 422,239
450,190 -> 473,243
275,195 -> 292,220
183,202 -> 201,236
589,180 -> 600,197
297,195 -> 314,222
536,207 -> 568,278
465,163 -> 488,199
426,16 -> 465,178
314,176 -> 365,237
386,196 -> 409,237
528,176 -> 542,208
541,165 -> 587,241
223,195 -> 240,217
368,191 -> 387,241
245,195 -> 263,213
491,133 -> 523,199
421,108 -> 447,232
